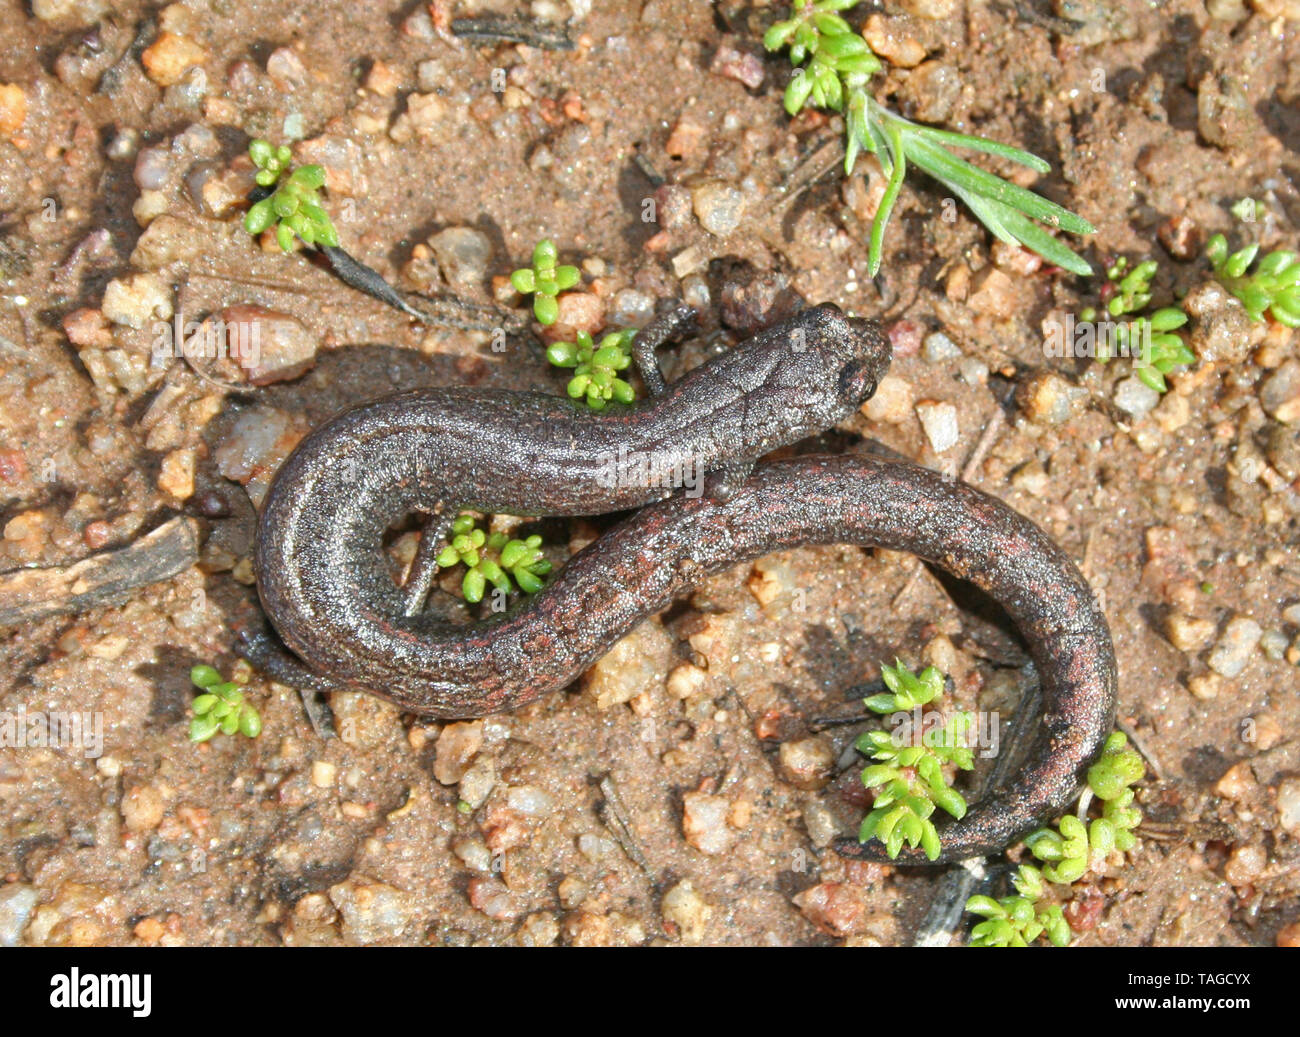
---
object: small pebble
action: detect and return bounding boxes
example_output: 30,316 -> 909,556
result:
1165,611 -> 1217,653
777,737 -> 835,790
915,399 -> 959,452
0,83 -> 28,139
1259,360 -> 1300,425
433,721 -> 483,785
1207,616 -> 1262,678
709,36 -> 764,89
966,267 -> 1018,320
219,304 -> 319,386
141,32 -> 207,87
661,880 -> 713,944
505,785 -> 555,818
1214,761 -> 1255,800
682,791 -> 734,855
691,180 -> 745,237
1259,629 -> 1289,661
1114,376 -> 1160,418
1276,777 -> 1300,835
102,273 -> 173,329
1018,371 -> 1086,425
427,227 -> 494,291
922,331 -> 961,363
329,878 -> 412,941
1223,844 -> 1265,887
0,884 -> 38,947
861,375 -> 914,424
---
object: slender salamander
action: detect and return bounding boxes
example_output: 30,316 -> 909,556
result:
247,302 -> 1117,862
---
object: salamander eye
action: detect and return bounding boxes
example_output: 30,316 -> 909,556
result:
837,361 -> 873,403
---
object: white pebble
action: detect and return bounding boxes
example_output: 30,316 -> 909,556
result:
915,400 -> 959,452
1114,376 -> 1160,417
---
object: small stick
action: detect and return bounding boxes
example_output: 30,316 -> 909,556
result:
597,775 -> 655,879
0,517 -> 199,627
451,16 -> 575,51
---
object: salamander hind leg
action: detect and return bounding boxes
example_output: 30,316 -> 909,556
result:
632,301 -> 699,396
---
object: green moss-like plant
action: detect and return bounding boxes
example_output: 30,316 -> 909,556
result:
854,661 -> 973,862
966,731 -> 1145,947
435,513 -> 551,603
189,664 -> 262,742
547,328 -> 638,410
1207,235 -> 1300,327
510,239 -> 581,325
243,139 -> 339,251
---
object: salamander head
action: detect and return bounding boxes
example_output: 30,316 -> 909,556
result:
750,303 -> 893,436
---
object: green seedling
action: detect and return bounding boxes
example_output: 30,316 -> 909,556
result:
435,513 -> 552,604
510,239 -> 581,325
854,661 -> 974,862
189,663 -> 262,742
243,139 -> 339,251
965,731 -> 1145,947
1084,257 -> 1195,393
547,328 -> 638,410
1207,235 -> 1300,327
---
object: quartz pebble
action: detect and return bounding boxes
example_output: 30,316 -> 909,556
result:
682,791 -> 734,855
1276,777 -> 1300,835
427,227 -> 494,291
691,180 -> 745,237
861,375 -> 913,424
661,880 -> 712,944
922,331 -> 961,362
1260,360 -> 1300,425
1114,376 -> 1160,418
102,273 -> 173,329
915,399 -> 959,452
1207,616 -> 1262,678
329,878 -> 411,942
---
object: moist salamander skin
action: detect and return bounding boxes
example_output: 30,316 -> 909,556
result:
251,304 -> 1117,862
254,303 -> 888,705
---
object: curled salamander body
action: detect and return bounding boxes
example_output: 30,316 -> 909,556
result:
248,303 -> 1117,862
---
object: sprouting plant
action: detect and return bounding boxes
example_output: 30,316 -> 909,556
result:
1082,257 -> 1194,393
189,664 -> 262,742
764,1 -> 1094,277
966,865 -> 1071,947
510,239 -> 581,325
764,0 -> 881,113
1206,235 -> 1300,327
854,661 -> 973,862
243,139 -> 339,252
965,731 -> 1145,947
547,328 -> 638,410
1102,256 -> 1157,318
435,513 -> 552,604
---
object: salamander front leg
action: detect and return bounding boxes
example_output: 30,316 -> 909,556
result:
632,301 -> 698,397
236,626 -> 339,738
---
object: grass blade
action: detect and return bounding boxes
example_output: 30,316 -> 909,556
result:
907,136 -> 1095,235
